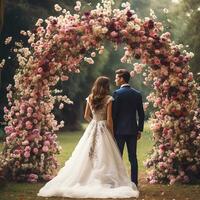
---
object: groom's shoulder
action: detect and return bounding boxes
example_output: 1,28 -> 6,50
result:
130,87 -> 142,96
113,88 -> 121,94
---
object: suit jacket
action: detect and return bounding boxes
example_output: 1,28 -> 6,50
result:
112,85 -> 145,135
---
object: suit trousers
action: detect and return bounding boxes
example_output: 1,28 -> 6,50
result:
115,134 -> 138,186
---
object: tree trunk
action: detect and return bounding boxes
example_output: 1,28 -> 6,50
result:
0,0 -> 4,32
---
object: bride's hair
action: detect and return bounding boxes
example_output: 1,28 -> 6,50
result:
90,76 -> 110,111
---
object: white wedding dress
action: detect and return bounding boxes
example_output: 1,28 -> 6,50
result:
38,95 -> 139,198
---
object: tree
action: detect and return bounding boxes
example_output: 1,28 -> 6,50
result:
171,0 -> 200,75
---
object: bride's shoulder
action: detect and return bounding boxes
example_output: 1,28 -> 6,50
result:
105,95 -> 114,104
86,94 -> 92,103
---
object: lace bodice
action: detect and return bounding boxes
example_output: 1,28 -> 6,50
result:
86,95 -> 113,121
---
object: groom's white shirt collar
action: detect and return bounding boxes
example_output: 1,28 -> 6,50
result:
120,84 -> 130,88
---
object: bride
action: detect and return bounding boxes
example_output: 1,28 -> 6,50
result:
38,76 -> 139,198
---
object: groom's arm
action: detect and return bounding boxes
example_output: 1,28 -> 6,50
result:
137,93 -> 145,134
112,91 -> 120,122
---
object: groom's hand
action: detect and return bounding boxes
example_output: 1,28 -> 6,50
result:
137,132 -> 141,140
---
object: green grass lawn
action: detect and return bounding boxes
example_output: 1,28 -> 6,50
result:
0,122 -> 200,200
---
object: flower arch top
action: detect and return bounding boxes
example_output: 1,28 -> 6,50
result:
1,0 -> 200,183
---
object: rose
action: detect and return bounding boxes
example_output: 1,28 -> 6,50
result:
37,67 -> 43,74
42,146 -> 49,152
22,140 -> 29,145
27,107 -> 33,113
91,52 -> 96,57
169,177 -> 176,185
24,151 -> 30,158
133,63 -> 143,74
110,31 -> 118,38
25,121 -> 33,130
33,148 -> 39,154
27,173 -> 38,183
61,75 -> 69,81
59,103 -> 64,109
25,146 -> 31,151
44,141 -> 50,146
32,129 -> 40,135
130,70 -> 135,78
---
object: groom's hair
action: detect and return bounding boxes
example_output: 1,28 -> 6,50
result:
115,69 -> 130,83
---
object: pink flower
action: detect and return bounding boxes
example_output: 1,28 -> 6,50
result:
37,67 -> 43,74
59,103 -> 64,109
143,102 -> 149,111
22,140 -> 29,145
110,31 -> 118,38
149,179 -> 157,184
121,30 -> 129,37
44,140 -> 50,146
61,75 -> 69,81
25,146 -> 31,151
154,58 -> 160,65
4,107 -> 9,113
42,146 -> 49,152
24,151 -> 30,158
42,174 -> 54,181
14,149 -> 21,155
25,121 -> 33,130
130,70 -> 136,78
27,173 -> 38,183
169,177 -> 176,185
32,113 -> 38,118
183,175 -> 189,183
175,67 -> 181,73
188,72 -> 193,81
33,148 -> 39,154
32,129 -> 40,135
179,86 -> 187,93
27,107 -> 33,113
27,113 -> 32,118
4,126 -> 13,134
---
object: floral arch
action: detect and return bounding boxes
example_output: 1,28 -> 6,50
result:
1,0 -> 200,184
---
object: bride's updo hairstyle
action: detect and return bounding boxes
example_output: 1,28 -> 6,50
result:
90,76 -> 110,111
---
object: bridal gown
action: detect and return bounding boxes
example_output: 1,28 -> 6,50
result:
38,95 -> 139,198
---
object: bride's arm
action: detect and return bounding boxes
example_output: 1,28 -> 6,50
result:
106,101 -> 114,136
84,101 -> 92,122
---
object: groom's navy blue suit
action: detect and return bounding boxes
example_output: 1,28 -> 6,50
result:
112,85 -> 145,185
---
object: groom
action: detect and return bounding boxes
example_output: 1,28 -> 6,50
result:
112,69 -> 145,186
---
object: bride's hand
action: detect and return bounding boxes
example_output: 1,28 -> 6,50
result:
137,132 -> 141,140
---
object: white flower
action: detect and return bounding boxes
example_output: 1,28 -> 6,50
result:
35,18 -> 43,26
20,30 -> 27,36
102,27 -> 108,34
84,57 -> 94,64
59,103 -> 64,109
188,52 -> 194,58
91,52 -> 96,57
74,6 -> 81,12
133,63 -> 144,74
0,59 -> 5,69
5,36 -> 12,45
98,46 -> 105,54
163,8 -> 169,14
54,4 -> 62,12
76,1 -> 81,7
167,19 -> 171,23
150,9 -> 157,19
